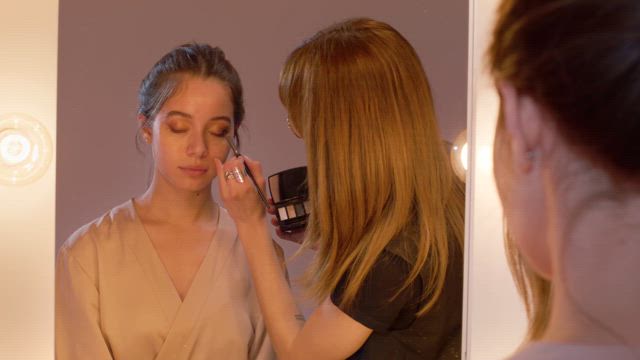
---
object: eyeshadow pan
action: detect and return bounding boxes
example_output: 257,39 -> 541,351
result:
294,203 -> 305,216
303,201 -> 310,213
286,204 -> 296,218
278,206 -> 288,220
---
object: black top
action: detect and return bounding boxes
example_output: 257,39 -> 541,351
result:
331,235 -> 463,360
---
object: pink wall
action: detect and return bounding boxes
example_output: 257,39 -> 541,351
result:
56,0 -> 468,312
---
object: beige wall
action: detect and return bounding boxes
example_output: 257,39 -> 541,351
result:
56,0 -> 468,314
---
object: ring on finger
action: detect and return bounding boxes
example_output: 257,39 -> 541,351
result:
232,167 -> 245,183
224,170 -> 235,181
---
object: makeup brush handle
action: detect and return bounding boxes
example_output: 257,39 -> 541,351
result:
244,164 -> 269,208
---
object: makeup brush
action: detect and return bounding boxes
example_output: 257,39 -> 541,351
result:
224,136 -> 269,208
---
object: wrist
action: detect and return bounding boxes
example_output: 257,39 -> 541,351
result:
235,214 -> 268,229
235,217 -> 270,241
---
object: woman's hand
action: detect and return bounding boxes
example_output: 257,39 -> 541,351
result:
267,199 -> 307,245
215,156 -> 267,226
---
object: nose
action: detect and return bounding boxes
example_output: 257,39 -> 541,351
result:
186,131 -> 208,158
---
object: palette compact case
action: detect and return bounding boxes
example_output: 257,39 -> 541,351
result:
268,166 -> 309,232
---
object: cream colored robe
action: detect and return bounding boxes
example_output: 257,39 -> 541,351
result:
56,200 -> 276,360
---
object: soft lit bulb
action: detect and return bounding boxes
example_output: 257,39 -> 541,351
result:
0,113 -> 52,186
450,129 -> 468,182
0,133 -> 32,165
460,143 -> 468,171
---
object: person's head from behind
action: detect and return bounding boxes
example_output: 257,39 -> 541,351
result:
279,18 -> 465,315
489,0 -> 640,342
137,43 -> 245,193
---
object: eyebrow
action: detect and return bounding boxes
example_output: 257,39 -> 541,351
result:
166,110 -> 232,123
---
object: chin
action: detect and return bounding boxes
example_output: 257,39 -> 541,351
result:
175,178 -> 214,193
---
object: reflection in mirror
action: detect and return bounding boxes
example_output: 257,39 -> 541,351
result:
55,1 -> 468,359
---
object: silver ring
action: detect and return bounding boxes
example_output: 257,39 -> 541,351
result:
232,167 -> 245,183
224,170 -> 235,181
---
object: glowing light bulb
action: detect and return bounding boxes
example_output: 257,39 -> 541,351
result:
450,129 -> 468,182
0,113 -> 52,186
0,133 -> 32,165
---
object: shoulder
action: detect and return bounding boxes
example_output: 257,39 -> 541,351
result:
58,200 -> 135,263
386,226 -> 463,279
508,342 -> 638,360
333,250 -> 414,305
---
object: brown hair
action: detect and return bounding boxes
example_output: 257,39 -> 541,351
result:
280,18 -> 465,315
489,0 -> 640,339
490,0 -> 640,180
137,43 -> 244,145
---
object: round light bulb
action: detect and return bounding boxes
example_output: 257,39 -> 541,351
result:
0,133 -> 32,165
450,129 -> 468,182
0,113 -> 53,186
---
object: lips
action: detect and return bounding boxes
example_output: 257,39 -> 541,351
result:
179,166 -> 208,176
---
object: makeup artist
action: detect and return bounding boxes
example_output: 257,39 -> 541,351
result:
489,0 -> 640,358
56,43 -> 282,360
217,18 -> 465,360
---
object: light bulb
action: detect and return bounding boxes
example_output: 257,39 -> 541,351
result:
450,129 -> 468,182
0,113 -> 53,186
460,143 -> 468,171
1,133 -> 32,165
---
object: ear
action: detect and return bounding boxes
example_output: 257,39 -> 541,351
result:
497,81 -> 544,173
137,114 -> 152,143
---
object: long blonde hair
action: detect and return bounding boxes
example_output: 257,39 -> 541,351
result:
279,18 -> 465,315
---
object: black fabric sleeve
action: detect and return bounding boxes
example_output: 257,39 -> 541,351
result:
330,252 -> 419,333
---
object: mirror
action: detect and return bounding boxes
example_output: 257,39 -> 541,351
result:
3,0 -> 473,358
56,0 -> 468,314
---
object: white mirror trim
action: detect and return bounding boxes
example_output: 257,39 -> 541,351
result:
462,0 -> 528,359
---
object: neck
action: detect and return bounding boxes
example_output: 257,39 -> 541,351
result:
542,166 -> 640,346
135,174 -> 217,225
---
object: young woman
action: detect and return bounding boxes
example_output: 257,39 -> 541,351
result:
489,0 -> 640,358
217,18 -> 465,359
56,43 -> 279,360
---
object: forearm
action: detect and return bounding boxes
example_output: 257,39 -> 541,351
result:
236,219 -> 303,360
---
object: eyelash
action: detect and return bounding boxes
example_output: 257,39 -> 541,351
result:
212,128 -> 230,137
169,127 -> 230,137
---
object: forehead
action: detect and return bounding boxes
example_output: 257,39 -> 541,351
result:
172,75 -> 231,100
160,76 -> 234,115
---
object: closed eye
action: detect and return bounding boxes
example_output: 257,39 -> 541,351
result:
169,127 -> 188,134
210,128 -> 230,137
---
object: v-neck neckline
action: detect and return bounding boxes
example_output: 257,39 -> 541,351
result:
120,200 -> 240,358
127,198 -> 221,308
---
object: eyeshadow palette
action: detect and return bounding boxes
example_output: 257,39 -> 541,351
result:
268,166 -> 309,232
